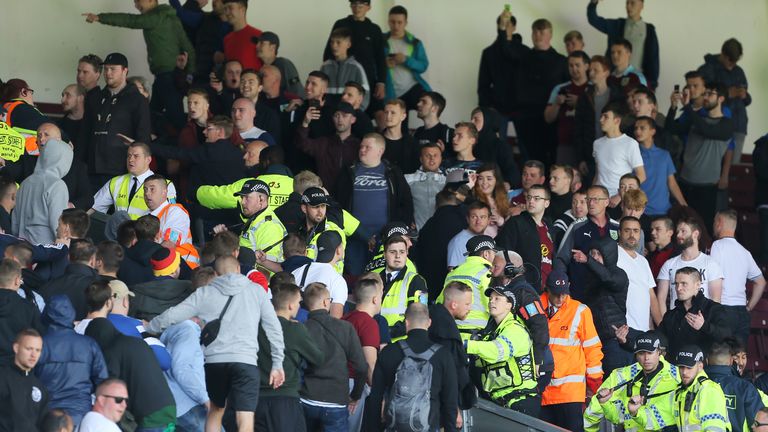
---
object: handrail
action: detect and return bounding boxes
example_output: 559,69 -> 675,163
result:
465,398 -> 571,432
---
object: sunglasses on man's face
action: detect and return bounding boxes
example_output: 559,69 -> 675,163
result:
101,394 -> 129,404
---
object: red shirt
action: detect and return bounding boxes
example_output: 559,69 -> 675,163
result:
555,82 -> 588,146
223,25 -> 263,70
343,310 -> 379,377
537,223 -> 554,290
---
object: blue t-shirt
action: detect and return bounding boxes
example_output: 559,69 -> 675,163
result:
640,144 -> 676,216
352,163 -> 389,233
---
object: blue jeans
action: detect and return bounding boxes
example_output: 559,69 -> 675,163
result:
302,402 -> 348,432
176,404 -> 207,432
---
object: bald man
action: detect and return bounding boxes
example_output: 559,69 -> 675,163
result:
243,140 -> 269,171
58,83 -> 86,150
231,98 -> 277,146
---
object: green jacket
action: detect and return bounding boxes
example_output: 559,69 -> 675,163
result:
257,316 -> 324,398
585,358 -> 680,432
99,4 -> 195,74
674,371 -> 730,432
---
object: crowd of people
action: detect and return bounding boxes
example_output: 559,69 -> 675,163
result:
1,0 -> 767,431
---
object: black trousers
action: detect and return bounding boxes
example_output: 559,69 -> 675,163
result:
255,396 -> 307,432
540,402 -> 584,432
509,394 -> 542,418
722,304 -> 750,345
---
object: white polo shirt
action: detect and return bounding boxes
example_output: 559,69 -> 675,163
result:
292,262 -> 348,306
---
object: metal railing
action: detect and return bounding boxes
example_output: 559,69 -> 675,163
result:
465,399 -> 570,432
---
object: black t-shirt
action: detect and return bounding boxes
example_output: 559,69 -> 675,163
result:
57,116 -> 83,148
413,123 -> 455,159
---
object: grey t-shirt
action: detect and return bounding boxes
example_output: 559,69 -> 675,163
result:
680,118 -> 729,184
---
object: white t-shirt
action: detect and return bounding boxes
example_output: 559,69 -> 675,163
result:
447,229 -> 474,268
657,252 -> 724,308
710,237 -> 764,306
292,262 -> 348,305
592,134 -> 644,196
77,411 -> 121,432
617,246 -> 655,331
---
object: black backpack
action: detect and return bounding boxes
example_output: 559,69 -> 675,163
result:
384,340 -> 440,432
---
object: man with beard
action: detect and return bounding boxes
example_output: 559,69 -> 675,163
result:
616,216 -> 661,330
413,92 -> 453,157
665,81 -> 734,230
57,84 -> 86,149
656,218 -> 723,315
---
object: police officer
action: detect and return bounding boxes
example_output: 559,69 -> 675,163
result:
466,285 -> 539,416
436,235 -> 496,339
379,235 -> 428,341
673,345 -> 729,432
297,187 -> 348,274
89,141 -> 176,219
213,179 -> 286,274
585,331 -> 680,432
363,221 -> 418,274
492,250 -> 553,391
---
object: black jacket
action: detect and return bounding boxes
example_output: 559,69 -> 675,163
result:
118,240 -> 163,286
129,277 -> 194,321
335,160 -> 414,226
474,107 -> 520,186
656,292 -> 731,359
428,304 -> 476,410
415,204 -> 467,300
478,31 -> 523,114
573,83 -> 626,173
0,364 -> 49,431
323,16 -> 386,86
301,309 -> 367,405
546,191 -> 572,222
0,289 -> 43,367
363,329 -> 458,432
583,236 -> 629,342
81,84 -> 152,175
85,318 -> 175,424
496,212 -> 549,288
505,276 -> 551,370
754,135 -> 768,207
510,44 -> 568,111
38,263 -> 98,321
151,138 -> 248,196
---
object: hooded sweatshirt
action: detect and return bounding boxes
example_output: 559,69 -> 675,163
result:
85,318 -> 176,428
0,288 -> 43,367
12,139 -> 72,245
146,272 -> 285,367
583,236 -> 629,341
36,295 -> 108,422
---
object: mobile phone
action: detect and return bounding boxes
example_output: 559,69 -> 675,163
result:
504,4 -> 511,12
674,84 -> 680,92
308,99 -> 321,110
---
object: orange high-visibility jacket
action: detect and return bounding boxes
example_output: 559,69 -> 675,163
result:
541,293 -> 604,405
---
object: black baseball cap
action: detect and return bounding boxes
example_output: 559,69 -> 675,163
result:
545,269 -> 570,295
380,222 -> 417,241
233,179 -> 270,197
675,345 -> 704,367
335,101 -> 356,115
102,52 -> 128,67
301,187 -> 329,206
485,285 -> 517,308
316,231 -> 343,263
257,31 -> 280,48
464,235 -> 498,256
633,331 -> 661,353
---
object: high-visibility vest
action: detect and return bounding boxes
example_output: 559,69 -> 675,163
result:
466,312 -> 539,408
156,202 -> 200,268
257,174 -> 293,211
584,359 -> 680,432
673,372 -> 729,432
240,207 -> 287,263
380,269 -> 422,341
541,294 -> 603,405
306,219 -> 346,274
109,175 -> 150,219
2,100 -> 40,155
436,255 -> 492,335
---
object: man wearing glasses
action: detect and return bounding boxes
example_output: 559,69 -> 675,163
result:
754,408 -> 768,432
78,378 -> 129,431
555,185 -> 619,301
497,184 -> 553,291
